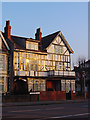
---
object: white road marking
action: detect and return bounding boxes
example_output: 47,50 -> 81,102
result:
11,109 -> 41,112
34,113 -> 90,120
11,107 -> 64,113
50,113 -> 90,119
45,107 -> 64,110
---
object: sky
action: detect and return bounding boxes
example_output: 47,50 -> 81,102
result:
2,2 -> 88,68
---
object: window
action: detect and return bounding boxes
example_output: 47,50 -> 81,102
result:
35,44 -> 38,50
15,64 -> 17,69
50,61 -> 52,66
27,64 -> 29,71
54,45 -> 63,54
53,61 -> 55,66
40,80 -> 46,91
38,60 -> 40,65
39,66 -> 41,70
61,55 -> 63,61
64,62 -> 67,71
45,61 -> 47,65
28,79 -> 46,92
55,62 -> 63,70
0,55 -> 6,71
28,78 -> 34,91
68,56 -> 70,62
0,77 -> 4,93
61,80 -> 65,91
56,55 -> 57,60
71,80 -> 75,92
30,60 -> 38,71
66,80 -> 70,93
64,56 -> 65,61
34,79 -> 40,91
26,41 -> 38,50
50,54 -> 53,60
58,55 -> 60,61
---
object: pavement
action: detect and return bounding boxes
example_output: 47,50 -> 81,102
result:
2,99 -> 89,107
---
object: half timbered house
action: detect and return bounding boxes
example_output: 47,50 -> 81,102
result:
2,20 -> 76,94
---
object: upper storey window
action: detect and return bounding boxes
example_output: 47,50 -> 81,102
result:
26,41 -> 38,50
0,54 -> 6,71
54,45 -> 63,54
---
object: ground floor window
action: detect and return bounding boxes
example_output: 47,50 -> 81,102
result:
66,80 -> 70,93
61,80 -> 75,93
28,78 -> 75,93
71,80 -> 75,93
28,78 -> 46,92
61,80 -> 66,91
0,77 -> 4,93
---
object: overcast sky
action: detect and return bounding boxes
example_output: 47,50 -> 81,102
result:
2,2 -> 88,68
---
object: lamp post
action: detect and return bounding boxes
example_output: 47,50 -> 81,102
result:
82,71 -> 86,99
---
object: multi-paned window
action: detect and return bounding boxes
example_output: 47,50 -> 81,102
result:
71,80 -> 75,93
54,45 -> 63,54
0,77 -> 4,93
26,41 -> 38,50
14,52 -> 48,76
61,80 -> 66,91
0,54 -> 6,71
28,78 -> 46,92
55,62 -> 63,70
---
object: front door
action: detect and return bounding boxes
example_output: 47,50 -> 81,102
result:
55,80 -> 61,91
46,80 -> 61,91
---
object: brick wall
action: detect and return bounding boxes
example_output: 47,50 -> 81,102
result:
39,91 -> 66,101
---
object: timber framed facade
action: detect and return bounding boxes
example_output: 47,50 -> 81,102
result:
0,20 -> 76,94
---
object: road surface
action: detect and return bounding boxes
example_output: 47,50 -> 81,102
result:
2,101 -> 90,120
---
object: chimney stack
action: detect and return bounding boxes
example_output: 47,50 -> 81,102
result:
35,28 -> 42,40
4,20 -> 11,40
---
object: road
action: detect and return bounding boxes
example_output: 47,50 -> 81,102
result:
2,101 -> 90,120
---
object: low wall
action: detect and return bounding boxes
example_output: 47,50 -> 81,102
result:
2,94 -> 39,103
71,91 -> 84,100
3,91 -> 86,102
39,91 -> 66,101
71,91 -> 76,100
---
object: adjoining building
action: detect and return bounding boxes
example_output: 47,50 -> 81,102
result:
0,31 -> 10,93
1,20 -> 76,94
74,60 -> 90,97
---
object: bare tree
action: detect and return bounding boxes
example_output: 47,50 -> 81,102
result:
76,56 -> 86,67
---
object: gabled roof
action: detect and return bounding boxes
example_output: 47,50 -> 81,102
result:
85,59 -> 90,64
41,31 -> 60,50
2,28 -> 73,54
41,31 -> 73,53
60,32 -> 74,54
0,31 -> 10,50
